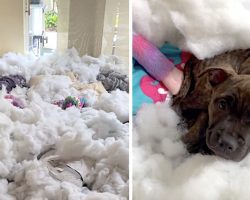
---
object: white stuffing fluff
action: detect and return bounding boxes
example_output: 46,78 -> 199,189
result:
94,90 -> 129,123
0,49 -> 128,200
133,0 -> 250,59
133,102 -> 250,200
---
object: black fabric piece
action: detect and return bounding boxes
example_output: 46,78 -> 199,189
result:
97,69 -> 129,92
0,75 -> 27,93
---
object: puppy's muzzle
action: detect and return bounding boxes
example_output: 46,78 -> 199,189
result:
208,130 -> 245,160
217,133 -> 238,153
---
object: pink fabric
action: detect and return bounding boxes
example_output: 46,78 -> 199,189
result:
140,76 -> 168,103
4,95 -> 24,109
137,51 -> 191,103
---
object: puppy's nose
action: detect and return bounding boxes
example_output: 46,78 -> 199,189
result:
218,133 -> 238,152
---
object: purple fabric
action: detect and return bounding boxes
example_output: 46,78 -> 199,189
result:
133,34 -> 175,81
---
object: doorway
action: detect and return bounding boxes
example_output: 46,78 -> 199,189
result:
27,0 -> 58,56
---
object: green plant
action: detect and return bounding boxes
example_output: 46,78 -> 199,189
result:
45,11 -> 58,31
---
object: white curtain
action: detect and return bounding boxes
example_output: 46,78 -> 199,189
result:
102,0 -> 129,65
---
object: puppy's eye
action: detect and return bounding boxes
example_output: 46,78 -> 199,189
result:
217,99 -> 228,110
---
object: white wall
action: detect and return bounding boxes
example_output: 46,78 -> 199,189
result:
0,0 -> 25,55
57,0 -> 106,57
57,0 -> 129,65
68,0 -> 106,57
57,0 -> 70,53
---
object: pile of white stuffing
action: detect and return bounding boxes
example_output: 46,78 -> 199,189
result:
0,48 -> 129,200
133,0 -> 250,59
133,101 -> 250,200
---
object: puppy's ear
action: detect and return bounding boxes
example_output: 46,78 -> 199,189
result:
207,68 -> 230,87
199,65 -> 236,87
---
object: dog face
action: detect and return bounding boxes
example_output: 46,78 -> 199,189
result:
205,68 -> 250,161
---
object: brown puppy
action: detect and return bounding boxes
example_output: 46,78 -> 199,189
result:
172,49 -> 250,161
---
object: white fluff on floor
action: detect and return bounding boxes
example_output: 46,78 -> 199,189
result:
94,90 -> 129,123
133,102 -> 250,200
0,49 -> 128,200
133,0 -> 250,59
